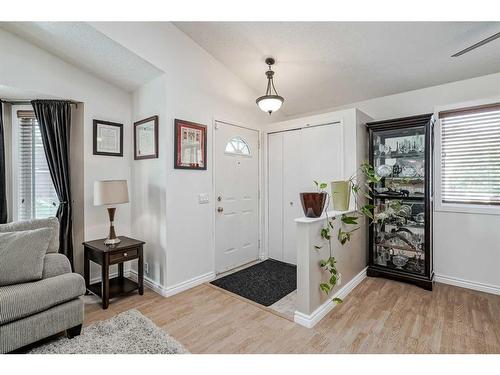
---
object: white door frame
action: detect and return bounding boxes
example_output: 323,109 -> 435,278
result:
212,118 -> 262,274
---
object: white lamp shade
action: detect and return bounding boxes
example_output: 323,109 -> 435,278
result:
94,180 -> 129,206
256,95 -> 284,114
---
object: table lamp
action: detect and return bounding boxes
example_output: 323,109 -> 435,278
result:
94,180 -> 129,245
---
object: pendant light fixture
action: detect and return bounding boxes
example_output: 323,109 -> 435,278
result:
256,57 -> 284,115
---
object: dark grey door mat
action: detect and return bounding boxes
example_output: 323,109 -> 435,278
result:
210,259 -> 297,307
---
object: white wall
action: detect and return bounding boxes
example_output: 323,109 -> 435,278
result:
0,29 -> 133,278
131,74 -> 168,286
283,72 -> 500,293
95,22 -> 270,292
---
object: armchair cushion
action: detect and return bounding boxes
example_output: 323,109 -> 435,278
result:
0,228 -> 53,286
0,217 -> 59,254
42,253 -> 72,279
0,273 -> 86,324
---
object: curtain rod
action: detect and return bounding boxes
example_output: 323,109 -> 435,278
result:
0,99 -> 79,106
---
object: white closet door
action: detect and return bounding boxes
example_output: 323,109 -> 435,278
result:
267,122 -> 344,266
282,130 -> 304,264
300,124 -> 344,199
268,132 -> 284,261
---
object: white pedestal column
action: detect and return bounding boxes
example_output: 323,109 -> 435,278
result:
294,210 -> 367,328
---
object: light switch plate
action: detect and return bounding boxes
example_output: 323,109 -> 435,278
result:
199,193 -> 209,204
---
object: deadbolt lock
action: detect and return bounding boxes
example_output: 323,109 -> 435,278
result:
217,207 -> 224,213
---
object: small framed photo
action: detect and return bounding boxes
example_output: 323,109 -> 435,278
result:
174,119 -> 207,170
93,120 -> 123,157
134,115 -> 159,160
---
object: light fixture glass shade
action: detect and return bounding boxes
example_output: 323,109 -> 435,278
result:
256,95 -> 284,114
94,180 -> 129,206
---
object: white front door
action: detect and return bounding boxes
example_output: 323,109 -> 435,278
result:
215,121 -> 260,273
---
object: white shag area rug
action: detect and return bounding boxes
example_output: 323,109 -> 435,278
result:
28,309 -> 189,354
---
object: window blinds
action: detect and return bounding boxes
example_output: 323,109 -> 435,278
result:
440,103 -> 500,205
17,112 -> 58,220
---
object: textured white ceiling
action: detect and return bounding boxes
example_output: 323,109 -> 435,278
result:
0,22 -> 163,92
174,22 -> 500,117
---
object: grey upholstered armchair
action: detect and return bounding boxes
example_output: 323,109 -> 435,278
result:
0,217 -> 86,353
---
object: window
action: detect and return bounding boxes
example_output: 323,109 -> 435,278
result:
15,110 -> 58,220
440,103 -> 500,206
225,137 -> 251,156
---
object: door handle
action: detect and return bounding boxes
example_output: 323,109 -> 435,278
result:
217,207 -> 224,213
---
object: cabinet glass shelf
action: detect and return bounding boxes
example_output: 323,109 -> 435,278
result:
374,152 -> 425,160
373,194 -> 425,201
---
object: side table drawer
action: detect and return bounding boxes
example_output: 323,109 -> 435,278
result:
109,248 -> 138,264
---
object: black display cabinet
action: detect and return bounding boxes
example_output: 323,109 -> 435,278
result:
366,114 -> 434,291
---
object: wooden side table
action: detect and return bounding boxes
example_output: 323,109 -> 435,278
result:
83,236 -> 145,309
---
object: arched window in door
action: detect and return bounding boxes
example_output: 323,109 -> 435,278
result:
224,137 -> 251,156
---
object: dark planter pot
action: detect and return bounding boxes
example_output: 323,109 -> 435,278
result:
300,192 -> 327,218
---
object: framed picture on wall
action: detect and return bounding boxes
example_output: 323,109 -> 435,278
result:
93,119 -> 123,157
174,119 -> 207,170
134,115 -> 159,160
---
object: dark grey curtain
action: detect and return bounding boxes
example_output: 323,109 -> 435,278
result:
0,100 -> 7,224
32,100 -> 73,268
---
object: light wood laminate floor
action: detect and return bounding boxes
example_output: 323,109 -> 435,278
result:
84,277 -> 500,353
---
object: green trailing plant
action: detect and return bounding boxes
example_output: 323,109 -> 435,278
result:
314,180 -> 343,304
315,162 -> 383,304
311,180 -> 340,301
317,212 -> 341,303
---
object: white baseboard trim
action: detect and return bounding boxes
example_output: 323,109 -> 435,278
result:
91,269 -> 215,298
128,269 -> 169,297
164,271 -> 216,297
294,267 -> 367,329
434,274 -> 500,296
